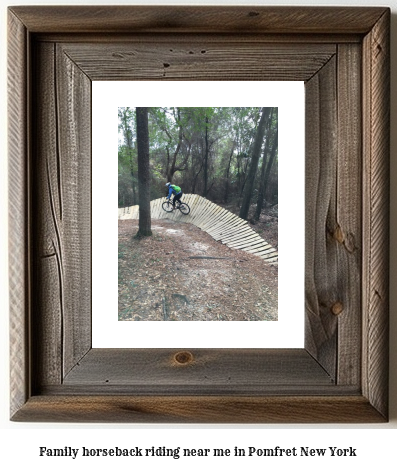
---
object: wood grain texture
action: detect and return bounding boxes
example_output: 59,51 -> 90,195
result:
8,6 -> 390,423
9,6 -> 387,34
8,10 -> 30,419
62,349 -> 332,390
304,57 -> 338,378
32,42 -> 63,387
362,10 -> 390,419
305,44 -> 365,388
31,42 -> 91,388
11,396 -> 385,424
60,43 -> 335,82
335,44 -> 362,386
55,44 -> 91,377
34,33 -> 363,45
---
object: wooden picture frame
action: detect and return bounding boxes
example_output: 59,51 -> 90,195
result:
8,6 -> 390,423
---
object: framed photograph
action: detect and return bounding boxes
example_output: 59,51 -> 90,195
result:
8,6 -> 390,423
93,81 -> 305,348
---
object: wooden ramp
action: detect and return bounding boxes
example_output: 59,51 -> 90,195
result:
118,194 -> 278,264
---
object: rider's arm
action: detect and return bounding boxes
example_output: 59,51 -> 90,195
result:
167,187 -> 173,199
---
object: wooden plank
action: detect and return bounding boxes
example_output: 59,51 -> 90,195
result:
243,242 -> 275,252
226,235 -> 264,249
232,238 -> 271,250
63,349 -> 332,387
182,194 -> 204,225
13,395 -> 385,424
10,6 -> 387,34
256,247 -> 278,256
362,9 -> 390,419
153,198 -> 164,219
183,193 -> 198,218
209,213 -> 249,237
247,243 -> 274,254
335,43 -> 362,387
152,199 -> 159,219
215,220 -> 252,235
258,255 -> 278,263
199,205 -> 228,232
62,43 -> 335,82
56,45 -> 92,377
34,32 -> 364,45
200,204 -> 230,231
150,199 -> 158,219
224,229 -> 262,242
255,254 -> 278,263
188,194 -> 208,224
214,208 -> 248,226
224,235 -> 267,249
189,198 -> 212,228
220,233 -> 257,246
218,227 -> 257,243
31,42 -> 64,388
211,218 -> 249,238
304,56 -> 338,379
8,10 -> 29,417
246,247 -> 277,257
194,200 -> 218,226
206,208 -> 241,231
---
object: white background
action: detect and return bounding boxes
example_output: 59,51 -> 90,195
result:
1,0 -> 396,470
92,81 -> 305,348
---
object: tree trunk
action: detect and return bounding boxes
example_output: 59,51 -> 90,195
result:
165,146 -> 171,182
135,107 -> 152,237
167,107 -> 183,182
254,111 -> 277,220
203,115 -> 209,197
239,107 -> 271,220
192,158 -> 204,194
224,142 -> 235,203
262,128 -> 278,203
121,109 -> 137,204
254,154 -> 269,220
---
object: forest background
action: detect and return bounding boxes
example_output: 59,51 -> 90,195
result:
118,106 -> 278,226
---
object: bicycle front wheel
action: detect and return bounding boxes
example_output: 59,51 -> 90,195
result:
178,202 -> 190,215
162,201 -> 174,212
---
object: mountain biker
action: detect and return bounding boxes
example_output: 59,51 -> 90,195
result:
165,182 -> 183,208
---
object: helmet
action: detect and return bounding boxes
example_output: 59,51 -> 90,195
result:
165,182 -> 171,186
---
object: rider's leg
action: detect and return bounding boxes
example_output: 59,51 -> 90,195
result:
174,192 -> 182,206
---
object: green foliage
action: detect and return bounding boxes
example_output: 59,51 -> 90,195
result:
118,106 -> 278,212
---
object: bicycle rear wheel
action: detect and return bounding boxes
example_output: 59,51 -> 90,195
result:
178,202 -> 190,215
162,201 -> 174,212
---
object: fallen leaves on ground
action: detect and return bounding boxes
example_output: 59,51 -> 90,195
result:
118,218 -> 278,322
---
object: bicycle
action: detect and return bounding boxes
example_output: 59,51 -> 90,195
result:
162,198 -> 190,215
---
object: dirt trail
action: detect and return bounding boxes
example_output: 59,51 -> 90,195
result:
118,219 -> 278,321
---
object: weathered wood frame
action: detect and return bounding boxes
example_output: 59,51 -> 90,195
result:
8,6 -> 390,423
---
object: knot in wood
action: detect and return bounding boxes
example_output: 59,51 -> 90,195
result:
333,225 -> 344,244
174,351 -> 194,365
331,302 -> 344,316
